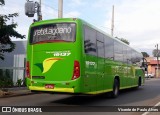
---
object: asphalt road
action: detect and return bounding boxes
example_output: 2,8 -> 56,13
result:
0,78 -> 160,115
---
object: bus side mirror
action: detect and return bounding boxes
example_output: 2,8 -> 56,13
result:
141,62 -> 145,67
141,62 -> 148,72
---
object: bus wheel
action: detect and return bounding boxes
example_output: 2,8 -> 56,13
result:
138,77 -> 142,87
111,79 -> 119,98
135,77 -> 141,89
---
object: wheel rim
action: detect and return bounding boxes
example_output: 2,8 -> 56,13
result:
114,85 -> 118,95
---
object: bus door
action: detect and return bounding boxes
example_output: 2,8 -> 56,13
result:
96,40 -> 105,92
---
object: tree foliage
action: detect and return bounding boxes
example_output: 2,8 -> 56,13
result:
0,0 -> 4,5
152,49 -> 160,57
115,37 -> 130,45
0,0 -> 25,60
141,52 -> 149,57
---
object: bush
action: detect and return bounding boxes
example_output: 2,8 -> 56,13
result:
0,69 -> 14,88
16,79 -> 23,87
0,77 -> 14,88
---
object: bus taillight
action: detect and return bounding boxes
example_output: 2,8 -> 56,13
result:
26,61 -> 31,78
72,60 -> 80,80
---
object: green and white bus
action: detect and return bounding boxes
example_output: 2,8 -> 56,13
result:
26,18 -> 145,97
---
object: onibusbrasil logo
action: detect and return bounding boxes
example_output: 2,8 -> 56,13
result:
35,57 -> 62,74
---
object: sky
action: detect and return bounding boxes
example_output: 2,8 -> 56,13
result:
1,0 -> 160,56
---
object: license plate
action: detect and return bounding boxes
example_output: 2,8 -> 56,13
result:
45,84 -> 54,89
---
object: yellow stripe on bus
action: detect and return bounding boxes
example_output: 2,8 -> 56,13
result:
120,85 -> 138,90
85,89 -> 113,94
29,86 -> 74,93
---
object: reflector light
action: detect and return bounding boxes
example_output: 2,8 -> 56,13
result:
72,60 -> 80,80
26,61 -> 31,78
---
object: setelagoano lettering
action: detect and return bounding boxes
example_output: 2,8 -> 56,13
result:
34,27 -> 72,36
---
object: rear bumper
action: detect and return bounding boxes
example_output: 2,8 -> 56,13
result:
29,86 -> 74,93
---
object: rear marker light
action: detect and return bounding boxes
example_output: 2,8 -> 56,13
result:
26,61 -> 31,78
72,60 -> 80,80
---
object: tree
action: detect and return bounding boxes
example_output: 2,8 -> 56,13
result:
0,0 -> 4,5
115,37 -> 130,45
141,52 -> 149,57
152,49 -> 160,57
0,0 -> 25,60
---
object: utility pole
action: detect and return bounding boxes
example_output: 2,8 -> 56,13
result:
156,44 -> 159,78
39,0 -> 41,6
111,5 -> 114,36
58,0 -> 63,18
37,0 -> 42,21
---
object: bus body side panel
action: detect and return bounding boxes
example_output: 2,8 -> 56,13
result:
83,54 -> 98,93
104,59 -> 115,91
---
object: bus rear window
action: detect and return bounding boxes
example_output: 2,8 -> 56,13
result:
30,23 -> 76,44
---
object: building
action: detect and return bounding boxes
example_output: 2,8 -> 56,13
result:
146,57 -> 160,78
0,41 -> 27,85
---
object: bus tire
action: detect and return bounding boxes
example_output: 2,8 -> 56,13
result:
136,77 -> 141,89
111,79 -> 119,98
138,77 -> 141,87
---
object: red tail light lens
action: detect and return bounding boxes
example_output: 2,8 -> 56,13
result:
26,61 -> 30,78
72,60 -> 80,80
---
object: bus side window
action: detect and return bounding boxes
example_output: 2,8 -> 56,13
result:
123,46 -> 128,63
104,36 -> 114,59
84,25 -> 97,56
114,41 -> 123,62
127,47 -> 132,64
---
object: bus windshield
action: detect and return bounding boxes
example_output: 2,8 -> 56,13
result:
30,23 -> 76,44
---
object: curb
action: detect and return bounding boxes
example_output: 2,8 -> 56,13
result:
0,90 -> 34,98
